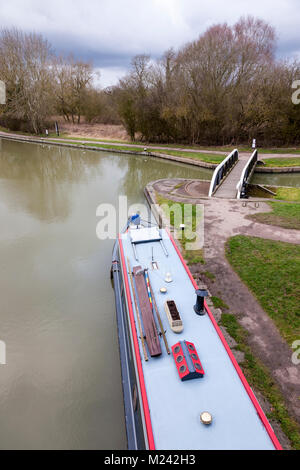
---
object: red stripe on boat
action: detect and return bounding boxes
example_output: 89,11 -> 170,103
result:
118,235 -> 156,450
166,228 -> 282,451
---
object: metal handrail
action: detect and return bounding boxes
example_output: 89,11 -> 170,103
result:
236,149 -> 258,199
208,149 -> 239,197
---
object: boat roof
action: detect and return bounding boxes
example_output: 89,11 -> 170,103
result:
119,227 -> 280,450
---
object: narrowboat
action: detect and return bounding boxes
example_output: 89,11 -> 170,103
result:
111,215 -> 282,450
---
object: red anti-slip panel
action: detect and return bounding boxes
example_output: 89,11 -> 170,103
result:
172,341 -> 205,381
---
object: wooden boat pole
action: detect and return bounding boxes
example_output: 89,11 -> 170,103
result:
146,271 -> 170,355
127,257 -> 148,362
134,267 -> 162,357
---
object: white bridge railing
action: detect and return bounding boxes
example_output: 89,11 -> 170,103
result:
236,149 -> 258,199
208,149 -> 239,197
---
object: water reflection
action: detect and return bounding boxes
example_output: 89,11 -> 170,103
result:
0,140 -> 212,223
0,140 -> 107,222
252,171 -> 300,187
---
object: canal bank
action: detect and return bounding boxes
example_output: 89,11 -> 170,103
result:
1,132 -> 300,177
0,132 -> 218,170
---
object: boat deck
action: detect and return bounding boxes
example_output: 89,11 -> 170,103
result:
119,228 -> 279,450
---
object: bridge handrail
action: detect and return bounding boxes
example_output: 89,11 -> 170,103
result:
236,149 -> 258,199
208,149 -> 239,197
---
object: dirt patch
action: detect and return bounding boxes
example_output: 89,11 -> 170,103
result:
247,212 -> 300,230
56,118 -> 129,141
180,180 -> 210,198
153,178 -> 210,200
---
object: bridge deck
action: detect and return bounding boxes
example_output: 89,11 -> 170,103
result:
214,155 -> 250,199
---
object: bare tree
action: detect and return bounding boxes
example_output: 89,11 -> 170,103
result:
113,15 -> 297,146
54,55 -> 93,124
0,28 -> 55,133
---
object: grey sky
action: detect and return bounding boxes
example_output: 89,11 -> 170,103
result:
0,0 -> 299,87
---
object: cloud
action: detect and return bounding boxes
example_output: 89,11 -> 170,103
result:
93,66 -> 128,88
0,0 -> 299,86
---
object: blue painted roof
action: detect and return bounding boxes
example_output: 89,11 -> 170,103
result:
120,228 -> 277,450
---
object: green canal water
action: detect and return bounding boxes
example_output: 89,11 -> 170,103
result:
0,139 -> 212,450
251,172 -> 300,187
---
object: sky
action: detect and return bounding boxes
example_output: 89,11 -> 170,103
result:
0,0 -> 299,87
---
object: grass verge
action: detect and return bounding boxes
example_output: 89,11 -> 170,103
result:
274,187 -> 300,202
3,126 -> 300,160
262,158 -> 300,167
156,193 -> 204,265
79,142 -> 223,164
47,135 -> 300,154
154,149 -> 223,164
82,142 -> 144,152
46,139 -> 223,165
248,201 -> 300,230
225,235 -> 300,345
2,125 -> 300,155
202,271 -> 216,282
211,296 -> 229,310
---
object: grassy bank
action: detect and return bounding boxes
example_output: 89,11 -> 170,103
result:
154,149 -> 223,164
43,136 -> 300,155
78,142 -> 223,165
262,157 -> 300,167
82,142 -> 144,153
51,135 -> 300,155
250,186 -> 300,202
3,125 -> 300,158
155,194 -> 204,265
258,148 -> 300,155
220,313 -> 300,449
248,200 -> 300,230
41,138 -> 222,165
225,235 -> 300,345
80,143 -> 223,164
274,187 -> 300,202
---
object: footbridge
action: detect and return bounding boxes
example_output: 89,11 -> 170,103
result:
208,149 -> 258,199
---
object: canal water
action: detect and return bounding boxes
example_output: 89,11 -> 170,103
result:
251,172 -> 300,187
0,139 -> 212,449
